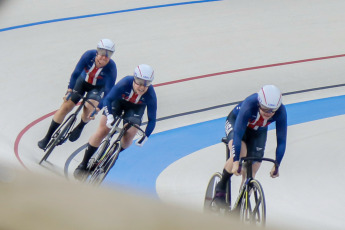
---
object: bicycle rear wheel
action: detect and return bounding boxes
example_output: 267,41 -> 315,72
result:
88,142 -> 121,186
204,172 -> 222,212
39,114 -> 76,164
239,179 -> 266,226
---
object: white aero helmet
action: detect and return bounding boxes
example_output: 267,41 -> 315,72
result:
97,38 -> 115,57
134,64 -> 154,87
257,85 -> 282,112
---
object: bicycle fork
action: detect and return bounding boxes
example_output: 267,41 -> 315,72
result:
233,178 -> 250,210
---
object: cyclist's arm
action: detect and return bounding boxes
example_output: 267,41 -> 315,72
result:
98,77 -> 128,113
68,51 -> 91,89
97,66 -> 116,108
144,90 -> 157,137
232,105 -> 252,162
275,105 -> 288,165
103,63 -> 117,97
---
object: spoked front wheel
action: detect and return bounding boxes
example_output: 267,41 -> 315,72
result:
39,114 -> 76,164
239,179 -> 266,226
204,172 -> 223,212
88,142 -> 121,186
86,139 -> 110,171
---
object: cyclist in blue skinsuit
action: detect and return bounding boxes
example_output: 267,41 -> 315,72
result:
73,64 -> 157,179
215,85 -> 287,206
38,39 -> 117,150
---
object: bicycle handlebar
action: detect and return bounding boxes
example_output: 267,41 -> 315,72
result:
90,109 -> 98,118
66,91 -> 98,113
122,116 -> 146,137
237,157 -> 279,175
109,115 -> 146,138
65,92 -> 72,101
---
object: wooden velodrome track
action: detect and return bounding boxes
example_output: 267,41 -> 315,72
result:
1,0 -> 345,229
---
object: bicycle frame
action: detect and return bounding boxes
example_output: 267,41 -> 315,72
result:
204,137 -> 278,226
39,93 -> 97,164
87,117 -> 122,169
86,114 -> 145,185
231,157 -> 278,226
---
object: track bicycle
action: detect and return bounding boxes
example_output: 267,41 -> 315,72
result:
204,137 -> 278,226
39,92 -> 97,164
82,113 -> 145,186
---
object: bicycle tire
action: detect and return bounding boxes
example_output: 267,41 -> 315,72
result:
101,142 -> 121,179
39,114 -> 76,164
88,142 -> 121,186
204,172 -> 222,212
239,179 -> 266,226
86,139 -> 110,171
80,139 -> 111,182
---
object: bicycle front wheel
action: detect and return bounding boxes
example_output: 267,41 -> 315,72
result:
204,172 -> 222,212
39,114 -> 76,164
88,142 -> 121,186
239,179 -> 266,226
86,139 -> 110,172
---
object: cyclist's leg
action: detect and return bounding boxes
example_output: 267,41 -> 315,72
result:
216,112 -> 247,192
120,103 -> 145,150
69,86 -> 102,142
214,113 -> 236,205
38,120 -> 61,149
245,129 -> 267,179
82,99 -> 99,121
55,76 -> 85,123
38,94 -> 78,149
215,112 -> 247,206
74,115 -> 109,180
88,115 -> 110,147
121,126 -> 138,149
80,86 -> 103,123
53,98 -> 76,123
251,162 -> 262,178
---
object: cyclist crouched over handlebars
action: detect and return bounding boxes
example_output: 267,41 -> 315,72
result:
38,39 -> 117,149
74,64 -> 157,180
215,85 -> 288,207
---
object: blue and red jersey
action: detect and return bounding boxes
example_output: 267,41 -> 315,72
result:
68,50 -> 117,97
99,76 -> 157,137
232,93 -> 287,165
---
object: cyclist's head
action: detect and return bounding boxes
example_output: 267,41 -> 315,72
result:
97,39 -> 115,58
257,85 -> 282,113
133,64 -> 154,87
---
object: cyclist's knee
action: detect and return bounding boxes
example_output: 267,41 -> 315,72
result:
85,99 -> 99,111
54,102 -> 74,121
89,129 -> 107,146
97,125 -> 109,137
61,100 -> 75,113
121,138 -> 133,149
252,162 -> 261,175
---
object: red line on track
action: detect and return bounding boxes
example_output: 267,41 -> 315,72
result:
14,111 -> 57,168
153,54 -> 345,87
14,54 -> 345,168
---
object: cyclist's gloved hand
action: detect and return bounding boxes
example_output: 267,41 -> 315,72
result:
64,89 -> 73,101
270,166 -> 279,178
135,136 -> 148,147
106,114 -> 115,128
89,108 -> 100,120
232,161 -> 241,176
